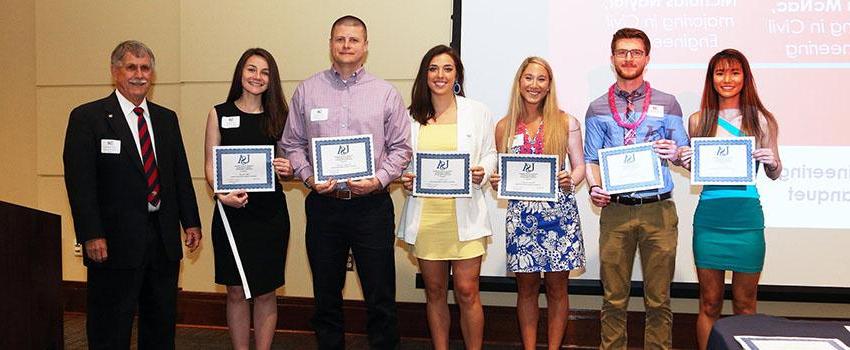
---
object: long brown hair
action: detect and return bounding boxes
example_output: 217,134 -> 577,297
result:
226,48 -> 288,139
499,57 -> 569,163
409,45 -> 465,125
693,49 -> 777,144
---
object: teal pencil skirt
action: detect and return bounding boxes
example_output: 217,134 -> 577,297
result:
693,197 -> 765,273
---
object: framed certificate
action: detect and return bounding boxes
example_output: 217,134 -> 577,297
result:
213,145 -> 275,193
691,137 -> 756,185
598,142 -> 664,195
497,154 -> 559,201
311,134 -> 375,184
412,152 -> 471,198
734,335 -> 850,350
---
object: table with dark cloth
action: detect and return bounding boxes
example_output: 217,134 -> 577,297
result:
708,314 -> 850,349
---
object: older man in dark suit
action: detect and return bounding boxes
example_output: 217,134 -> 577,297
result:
63,40 -> 202,350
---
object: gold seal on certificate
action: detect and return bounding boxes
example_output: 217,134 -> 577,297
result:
213,145 -> 275,193
497,154 -> 559,201
412,152 -> 471,198
311,134 -> 375,184
598,142 -> 664,195
691,137 -> 756,185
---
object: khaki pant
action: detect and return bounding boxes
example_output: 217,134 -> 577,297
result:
599,200 -> 678,350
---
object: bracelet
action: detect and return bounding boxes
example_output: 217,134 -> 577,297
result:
589,185 -> 601,194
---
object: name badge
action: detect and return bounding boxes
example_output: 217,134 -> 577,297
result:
647,104 -> 664,118
310,108 -> 329,121
221,116 -> 240,129
512,134 -> 524,147
101,139 -> 121,154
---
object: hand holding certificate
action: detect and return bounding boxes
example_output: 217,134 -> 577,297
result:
691,137 -> 756,185
213,145 -> 275,193
598,142 -> 664,195
311,134 -> 375,184
497,154 -> 559,201
412,152 -> 472,197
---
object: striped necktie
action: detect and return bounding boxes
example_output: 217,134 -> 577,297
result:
623,94 -> 636,145
134,107 -> 161,207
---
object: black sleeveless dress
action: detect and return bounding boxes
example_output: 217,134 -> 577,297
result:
211,102 -> 290,296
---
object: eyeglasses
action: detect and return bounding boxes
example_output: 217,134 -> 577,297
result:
613,49 -> 646,58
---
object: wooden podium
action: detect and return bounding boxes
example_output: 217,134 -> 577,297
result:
0,200 -> 63,349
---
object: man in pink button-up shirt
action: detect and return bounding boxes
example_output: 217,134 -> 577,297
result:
278,15 -> 411,350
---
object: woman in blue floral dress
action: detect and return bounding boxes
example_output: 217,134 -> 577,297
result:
490,57 -> 586,350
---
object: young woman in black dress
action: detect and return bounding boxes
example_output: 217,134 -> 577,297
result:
203,48 -> 291,350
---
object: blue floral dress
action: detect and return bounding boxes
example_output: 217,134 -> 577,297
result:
506,122 -> 586,273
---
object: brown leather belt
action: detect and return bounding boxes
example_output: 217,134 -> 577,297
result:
319,187 -> 388,200
610,192 -> 671,205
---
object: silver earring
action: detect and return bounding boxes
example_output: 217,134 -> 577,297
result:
453,81 -> 462,95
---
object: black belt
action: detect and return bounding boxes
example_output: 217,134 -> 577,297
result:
610,192 -> 671,205
319,187 -> 388,200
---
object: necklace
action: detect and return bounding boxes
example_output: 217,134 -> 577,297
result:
607,81 -> 651,131
518,119 -> 544,154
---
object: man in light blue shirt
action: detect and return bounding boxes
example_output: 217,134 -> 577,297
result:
584,28 -> 688,350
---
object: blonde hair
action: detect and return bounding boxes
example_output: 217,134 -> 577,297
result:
500,57 -> 569,164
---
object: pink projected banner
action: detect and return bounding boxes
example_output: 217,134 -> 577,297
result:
462,0 -> 850,282
548,0 -> 849,145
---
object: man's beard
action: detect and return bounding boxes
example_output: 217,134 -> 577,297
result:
615,64 -> 645,80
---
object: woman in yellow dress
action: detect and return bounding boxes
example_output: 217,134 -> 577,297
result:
397,44 -> 497,350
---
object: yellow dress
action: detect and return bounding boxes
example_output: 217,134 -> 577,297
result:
414,124 -> 486,260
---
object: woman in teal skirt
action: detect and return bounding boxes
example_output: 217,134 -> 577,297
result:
678,49 -> 782,350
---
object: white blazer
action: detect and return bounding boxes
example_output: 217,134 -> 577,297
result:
396,96 -> 497,244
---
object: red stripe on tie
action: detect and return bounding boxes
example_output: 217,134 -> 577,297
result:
134,106 -> 161,206
147,168 -> 159,187
144,154 -> 155,172
141,137 -> 151,155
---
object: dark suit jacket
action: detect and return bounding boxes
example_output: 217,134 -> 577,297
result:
63,92 -> 201,269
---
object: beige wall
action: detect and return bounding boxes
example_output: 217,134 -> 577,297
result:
2,0 -> 848,318
27,0 -> 462,302
0,0 -> 37,207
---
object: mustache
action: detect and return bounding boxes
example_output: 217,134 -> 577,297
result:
129,78 -> 148,85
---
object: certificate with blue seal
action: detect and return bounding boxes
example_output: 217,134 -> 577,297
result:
497,154 -> 559,201
598,142 -> 663,195
311,134 -> 375,184
691,136 -> 756,185
213,145 -> 275,193
412,152 -> 471,198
